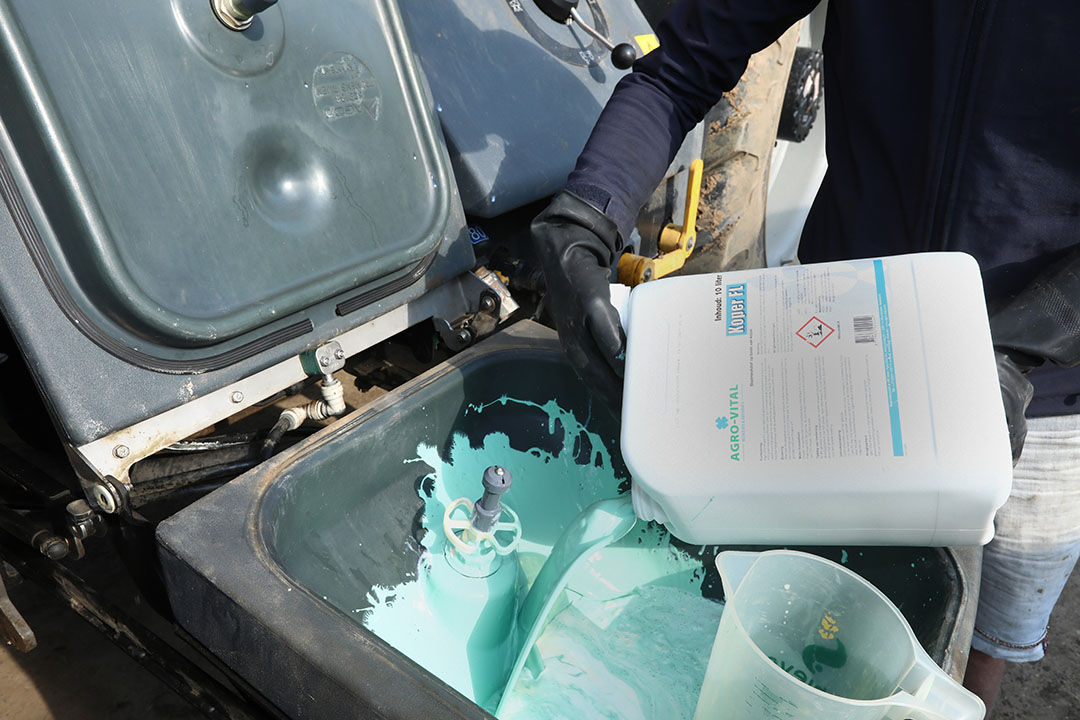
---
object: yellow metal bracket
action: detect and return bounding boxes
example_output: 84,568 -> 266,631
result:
617,157 -> 703,287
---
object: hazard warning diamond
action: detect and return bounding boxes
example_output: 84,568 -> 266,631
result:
796,316 -> 835,348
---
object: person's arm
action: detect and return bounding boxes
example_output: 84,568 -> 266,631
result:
991,247 -> 1080,461
565,0 -> 821,240
534,0 -> 819,407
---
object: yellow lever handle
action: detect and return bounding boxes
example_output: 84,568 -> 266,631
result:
617,158 -> 703,287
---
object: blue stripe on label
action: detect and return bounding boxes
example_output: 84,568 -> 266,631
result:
874,259 -> 903,457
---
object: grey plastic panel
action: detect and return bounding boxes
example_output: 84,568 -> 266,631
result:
396,0 -> 654,217
0,0 -> 457,348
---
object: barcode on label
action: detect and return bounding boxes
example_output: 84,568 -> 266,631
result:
854,315 -> 876,344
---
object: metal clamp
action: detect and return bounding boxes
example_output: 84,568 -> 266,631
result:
308,340 -> 347,380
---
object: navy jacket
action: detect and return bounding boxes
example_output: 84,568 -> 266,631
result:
566,1 -> 1080,416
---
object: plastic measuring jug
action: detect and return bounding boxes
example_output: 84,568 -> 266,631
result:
695,550 -> 984,720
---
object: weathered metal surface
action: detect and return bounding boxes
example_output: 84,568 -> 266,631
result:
0,567 -> 35,652
680,22 -> 802,274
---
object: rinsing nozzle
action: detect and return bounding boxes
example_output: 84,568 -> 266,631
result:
472,466 -> 513,532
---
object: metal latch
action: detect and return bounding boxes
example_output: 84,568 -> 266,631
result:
617,158 -> 703,287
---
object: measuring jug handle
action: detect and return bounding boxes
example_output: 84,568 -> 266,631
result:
897,656 -> 985,720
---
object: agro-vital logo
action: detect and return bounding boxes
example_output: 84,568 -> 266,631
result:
726,283 -> 747,336
715,385 -> 742,461
768,612 -> 848,696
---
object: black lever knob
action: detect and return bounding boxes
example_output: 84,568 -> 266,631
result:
611,43 -> 636,70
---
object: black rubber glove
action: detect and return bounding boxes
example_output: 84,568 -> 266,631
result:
532,192 -> 626,409
990,246 -> 1080,463
994,350 -> 1035,464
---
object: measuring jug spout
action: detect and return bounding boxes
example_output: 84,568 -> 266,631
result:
716,550 -> 758,598
696,551 -> 985,720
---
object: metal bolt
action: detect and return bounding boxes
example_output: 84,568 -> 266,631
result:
456,329 -> 472,345
319,356 -> 332,367
643,268 -> 653,282
480,295 -> 497,312
334,348 -> 346,360
112,445 -> 130,459
494,466 -> 505,476
211,0 -> 258,31
230,390 -> 245,404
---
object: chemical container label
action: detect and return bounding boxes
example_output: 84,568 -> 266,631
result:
709,259 -> 933,464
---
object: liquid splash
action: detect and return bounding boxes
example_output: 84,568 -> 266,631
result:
360,396 -> 722,717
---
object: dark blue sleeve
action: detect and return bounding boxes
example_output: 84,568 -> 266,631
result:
565,0 -> 820,241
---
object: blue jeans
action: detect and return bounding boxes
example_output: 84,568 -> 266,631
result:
972,414 -> 1080,662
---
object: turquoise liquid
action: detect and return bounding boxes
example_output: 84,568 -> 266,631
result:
502,583 -> 724,719
360,396 -> 723,718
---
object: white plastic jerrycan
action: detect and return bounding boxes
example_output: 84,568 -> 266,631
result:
619,254 -> 1013,547
695,550 -> 984,720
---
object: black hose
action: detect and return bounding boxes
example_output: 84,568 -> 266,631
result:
0,505 -> 68,559
162,433 -> 261,453
128,460 -> 260,504
124,427 -> 314,510
129,444 -> 260,485
261,415 -> 293,460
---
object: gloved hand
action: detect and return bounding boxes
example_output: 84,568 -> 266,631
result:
990,245 -> 1080,463
532,192 -> 626,409
994,350 -> 1035,464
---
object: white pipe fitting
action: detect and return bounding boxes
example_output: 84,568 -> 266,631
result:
273,377 -> 347,430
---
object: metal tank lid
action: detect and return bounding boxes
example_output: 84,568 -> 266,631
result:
1,0 -> 459,349
0,0 -> 471,446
